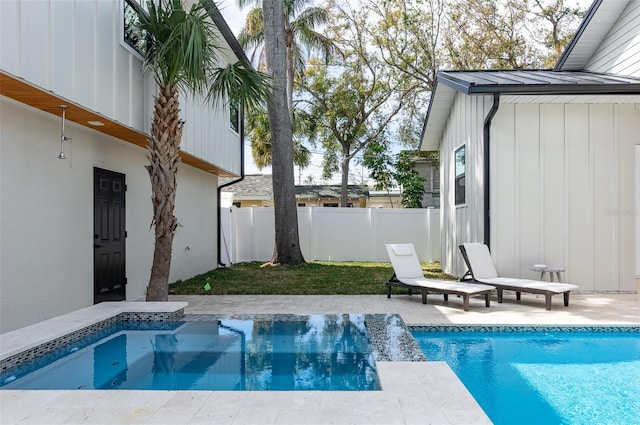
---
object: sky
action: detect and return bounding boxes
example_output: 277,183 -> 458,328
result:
217,1 -> 342,184
217,0 -> 597,185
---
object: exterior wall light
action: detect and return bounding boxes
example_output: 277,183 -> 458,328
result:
58,105 -> 72,159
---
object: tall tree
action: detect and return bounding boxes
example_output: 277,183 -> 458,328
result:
237,0 -> 336,113
443,0 -> 585,69
136,0 -> 269,301
237,0 -> 336,179
246,106 -> 312,170
528,0 -> 585,67
300,3 -> 418,206
263,0 -> 305,265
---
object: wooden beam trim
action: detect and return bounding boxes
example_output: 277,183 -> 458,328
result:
0,71 -> 233,177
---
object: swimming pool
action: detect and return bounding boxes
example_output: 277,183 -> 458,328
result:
1,314 -> 383,391
412,326 -> 640,425
1,313 -> 425,391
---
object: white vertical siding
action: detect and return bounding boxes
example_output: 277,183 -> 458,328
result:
540,105 -> 567,275
439,93 -> 493,277
585,0 -> 640,77
636,145 -> 640,278
0,0 -> 241,174
491,101 -> 640,290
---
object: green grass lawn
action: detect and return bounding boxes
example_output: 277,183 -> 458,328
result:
169,261 -> 455,295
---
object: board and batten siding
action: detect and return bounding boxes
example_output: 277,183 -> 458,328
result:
491,101 -> 639,291
585,0 -> 640,77
439,93 -> 495,277
0,0 -> 241,175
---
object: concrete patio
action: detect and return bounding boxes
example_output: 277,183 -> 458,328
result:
1,292 -> 638,424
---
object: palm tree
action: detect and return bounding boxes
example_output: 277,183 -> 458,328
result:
136,0 -> 269,301
237,0 -> 336,113
246,106 -> 312,170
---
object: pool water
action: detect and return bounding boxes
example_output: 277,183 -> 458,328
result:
412,327 -> 640,425
1,314 -> 379,391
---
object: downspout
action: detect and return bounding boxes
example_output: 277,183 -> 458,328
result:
217,104 -> 245,267
483,93 -> 500,249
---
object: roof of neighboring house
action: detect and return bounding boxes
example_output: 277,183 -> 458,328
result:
419,0 -> 640,151
555,0 -> 632,71
295,185 -> 369,199
220,175 -> 370,200
220,175 -> 273,200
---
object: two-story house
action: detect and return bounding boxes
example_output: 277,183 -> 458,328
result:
0,0 -> 246,332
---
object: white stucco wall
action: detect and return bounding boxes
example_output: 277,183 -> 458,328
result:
0,98 -> 219,333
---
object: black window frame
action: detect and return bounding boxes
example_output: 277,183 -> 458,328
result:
229,102 -> 240,133
123,0 -> 150,58
454,145 -> 466,206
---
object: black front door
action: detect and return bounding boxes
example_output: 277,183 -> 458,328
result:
94,167 -> 126,303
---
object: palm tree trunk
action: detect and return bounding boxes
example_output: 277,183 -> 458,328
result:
263,0 -> 305,265
146,84 -> 182,301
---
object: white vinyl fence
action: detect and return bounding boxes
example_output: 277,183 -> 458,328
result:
220,207 -> 440,264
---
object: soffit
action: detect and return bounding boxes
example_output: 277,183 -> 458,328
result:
0,71 -> 233,177
555,0 -> 632,71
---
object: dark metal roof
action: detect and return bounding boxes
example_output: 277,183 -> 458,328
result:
419,69 -> 640,150
438,69 -> 640,95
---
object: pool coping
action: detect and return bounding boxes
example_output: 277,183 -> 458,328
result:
3,295 -> 638,424
0,302 -> 187,366
0,302 -> 494,424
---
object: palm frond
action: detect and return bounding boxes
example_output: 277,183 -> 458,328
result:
208,61 -> 271,111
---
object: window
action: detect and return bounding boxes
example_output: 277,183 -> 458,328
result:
229,103 -> 239,133
123,0 -> 149,58
297,203 -> 306,207
323,203 -> 339,207
455,146 -> 466,205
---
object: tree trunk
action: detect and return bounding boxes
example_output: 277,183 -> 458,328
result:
341,146 -> 350,207
146,84 -> 182,301
284,23 -> 295,122
263,0 -> 305,265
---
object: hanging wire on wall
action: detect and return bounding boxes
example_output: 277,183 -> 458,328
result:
58,105 -> 72,159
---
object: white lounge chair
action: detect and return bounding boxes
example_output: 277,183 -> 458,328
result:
459,243 -> 579,310
385,243 -> 494,311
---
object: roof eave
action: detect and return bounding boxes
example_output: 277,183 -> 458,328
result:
555,0 -> 604,70
467,84 -> 640,95
202,0 -> 251,64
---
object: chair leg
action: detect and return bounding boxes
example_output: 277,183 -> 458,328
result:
386,283 -> 391,299
485,293 -> 490,307
463,295 -> 469,311
516,292 -> 521,301
564,292 -> 570,307
421,291 -> 427,304
443,294 -> 449,302
545,294 -> 552,310
497,289 -> 504,303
